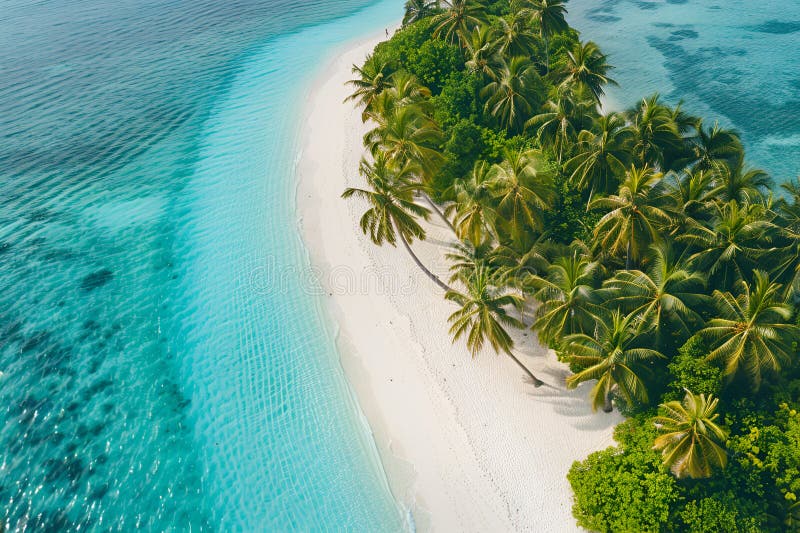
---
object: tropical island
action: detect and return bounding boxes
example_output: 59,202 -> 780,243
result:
336,0 -> 800,531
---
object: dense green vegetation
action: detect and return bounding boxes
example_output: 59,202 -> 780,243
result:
344,0 -> 800,530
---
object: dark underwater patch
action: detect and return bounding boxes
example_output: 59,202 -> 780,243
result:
747,20 -> 800,34
588,13 -> 622,23
646,35 -> 800,142
80,268 -> 114,291
669,29 -> 699,40
634,1 -> 659,10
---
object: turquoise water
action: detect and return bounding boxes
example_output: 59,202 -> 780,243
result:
0,0 -> 404,530
569,0 -> 800,181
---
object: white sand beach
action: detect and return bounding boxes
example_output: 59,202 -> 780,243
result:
296,30 -> 622,532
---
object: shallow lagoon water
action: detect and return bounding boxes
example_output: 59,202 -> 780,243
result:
0,0 -> 403,530
569,0 -> 800,181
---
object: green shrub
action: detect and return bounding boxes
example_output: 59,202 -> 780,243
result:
664,336 -> 723,402
545,171 -> 599,244
568,416 -> 679,533
409,39 -> 464,94
433,70 -> 482,129
676,496 -> 761,533
372,18 -> 435,73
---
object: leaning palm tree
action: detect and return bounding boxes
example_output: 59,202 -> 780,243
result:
560,40 -> 617,104
446,266 -> 545,386
488,148 -> 555,244
591,165 -> 671,268
521,0 -> 569,73
601,243 -> 706,343
564,310 -> 664,412
447,159 -> 498,245
653,390 -> 728,479
491,234 -> 555,289
481,56 -> 544,133
699,270 -> 799,390
345,56 -> 394,121
342,155 -> 450,291
529,250 -> 603,346
431,0 -> 488,48
565,112 -> 632,198
446,238 -> 498,283
364,104 -> 444,178
403,0 -> 437,26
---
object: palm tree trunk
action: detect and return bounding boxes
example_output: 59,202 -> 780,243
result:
396,220 -> 452,292
421,192 -> 457,234
506,350 -> 545,388
603,391 -> 613,413
626,239 -> 632,270
544,34 -> 550,74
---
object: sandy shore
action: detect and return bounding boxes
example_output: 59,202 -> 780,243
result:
296,30 -> 622,532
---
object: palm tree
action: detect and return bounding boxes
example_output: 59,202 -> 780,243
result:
560,40 -> 617,103
601,243 -> 706,343
527,89 -> 593,163
699,270 -> 799,389
488,148 -> 555,244
661,168 -> 717,233
342,155 -> 451,291
565,112 -> 632,198
564,310 -> 664,412
626,94 -> 684,170
446,160 -> 498,245
491,235 -> 555,288
345,56 -> 393,121
712,154 -> 771,204
481,56 -> 544,133
465,24 -> 503,80
529,250 -> 603,346
771,181 -> 800,298
653,390 -> 728,479
687,119 -> 743,173
432,0 -> 488,48
522,0 -> 569,73
403,0 -> 437,26
591,165 -> 671,268
361,71 -> 434,124
495,12 -> 537,58
682,200 -> 776,289
387,70 -> 433,109
364,104 -> 444,178
446,239 -> 498,283
446,266 -> 545,386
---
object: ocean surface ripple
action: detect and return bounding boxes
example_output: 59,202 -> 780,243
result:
0,0 -> 402,530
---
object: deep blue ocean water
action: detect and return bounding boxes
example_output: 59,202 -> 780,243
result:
569,0 -> 800,181
0,0 -> 404,530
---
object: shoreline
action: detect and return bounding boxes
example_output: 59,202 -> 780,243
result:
295,29 -> 623,532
